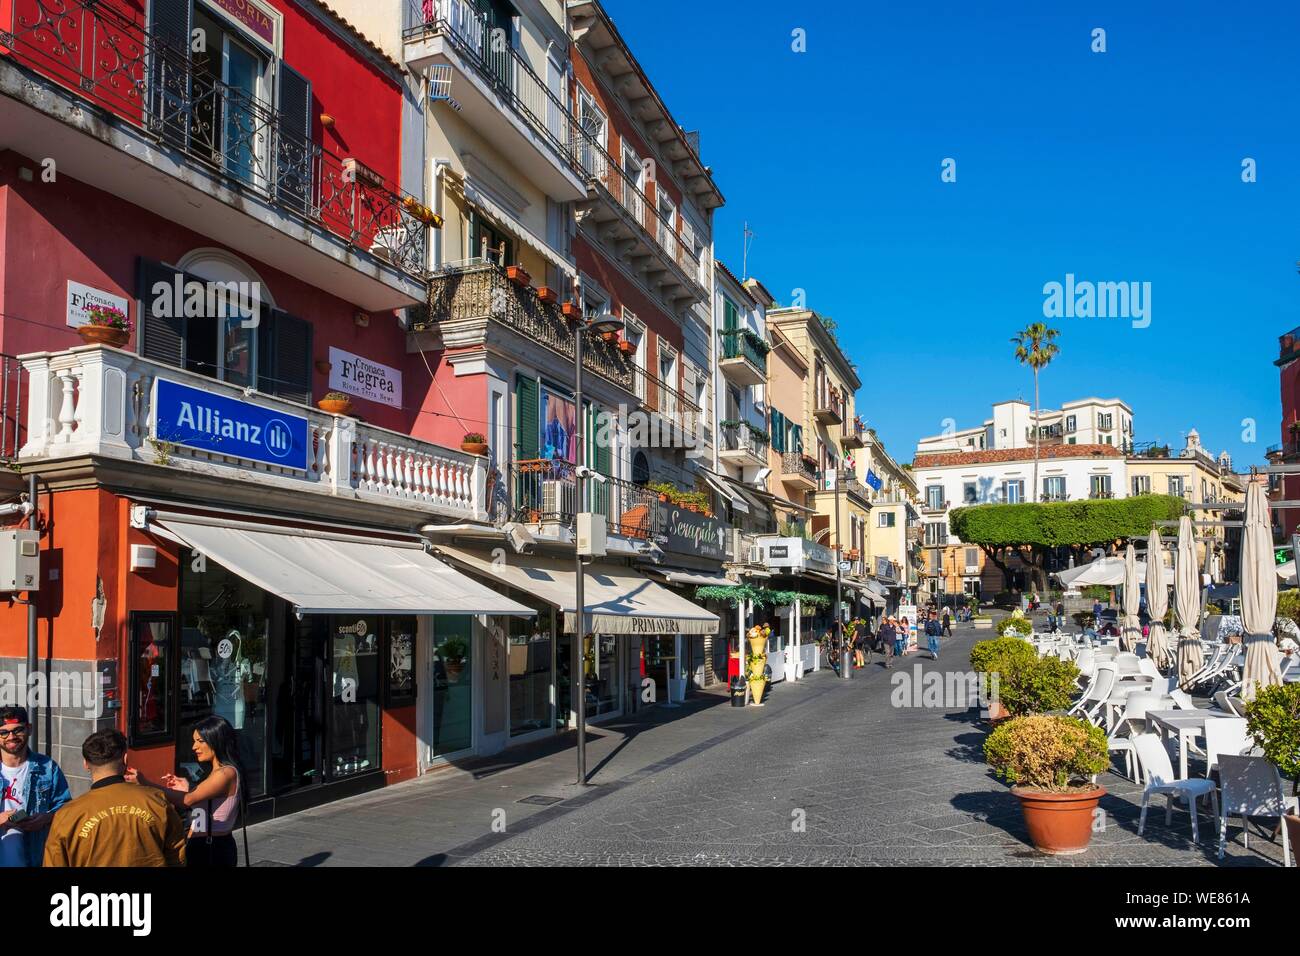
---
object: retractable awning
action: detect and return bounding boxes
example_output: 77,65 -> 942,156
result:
657,569 -> 732,588
462,180 -> 577,280
700,469 -> 748,514
151,516 -> 535,618
436,547 -> 719,635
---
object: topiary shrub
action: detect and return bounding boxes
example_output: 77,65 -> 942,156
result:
998,655 -> 1081,717
984,715 -> 1109,792
996,616 -> 1033,638
1245,682 -> 1300,795
1276,590 -> 1300,627
970,637 -> 1036,676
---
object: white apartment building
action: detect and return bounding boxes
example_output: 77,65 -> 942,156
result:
917,398 -> 1135,456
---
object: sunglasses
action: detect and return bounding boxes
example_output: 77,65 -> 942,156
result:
0,726 -> 28,739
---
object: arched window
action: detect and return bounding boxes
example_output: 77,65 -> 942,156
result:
632,451 -> 650,485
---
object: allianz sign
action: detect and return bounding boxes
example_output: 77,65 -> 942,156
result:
153,379 -> 309,471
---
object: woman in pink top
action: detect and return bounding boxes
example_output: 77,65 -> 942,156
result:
130,716 -> 241,867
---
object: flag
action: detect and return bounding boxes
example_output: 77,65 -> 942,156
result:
866,469 -> 883,491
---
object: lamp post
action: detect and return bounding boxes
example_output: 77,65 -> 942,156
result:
834,465 -> 849,680
574,309 -> 624,786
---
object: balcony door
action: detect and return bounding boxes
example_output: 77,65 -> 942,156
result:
192,7 -> 273,191
473,0 -> 516,92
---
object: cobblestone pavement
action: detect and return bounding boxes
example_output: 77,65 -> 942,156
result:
248,624 -> 1290,867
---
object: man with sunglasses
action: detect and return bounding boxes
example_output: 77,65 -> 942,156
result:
0,706 -> 70,867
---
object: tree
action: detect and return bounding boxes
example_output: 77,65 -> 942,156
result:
1011,323 -> 1060,503
949,495 -> 1184,592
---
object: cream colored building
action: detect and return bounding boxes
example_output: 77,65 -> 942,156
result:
859,429 -> 921,595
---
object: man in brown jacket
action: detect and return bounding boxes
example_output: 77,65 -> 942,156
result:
43,730 -> 185,867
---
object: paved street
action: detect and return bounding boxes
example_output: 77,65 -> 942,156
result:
246,623 -> 1287,867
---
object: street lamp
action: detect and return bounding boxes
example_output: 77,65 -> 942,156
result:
574,310 -> 623,786
833,464 -> 849,680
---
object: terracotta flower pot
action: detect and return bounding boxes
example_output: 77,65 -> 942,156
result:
536,286 -> 558,304
445,662 -> 465,684
77,325 -> 128,348
506,265 -> 531,287
1011,785 -> 1105,855
461,441 -> 488,456
561,301 -> 581,320
318,398 -> 353,415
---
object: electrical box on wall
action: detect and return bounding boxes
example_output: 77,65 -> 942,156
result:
130,544 -> 157,572
576,512 -> 607,558
0,530 -> 40,591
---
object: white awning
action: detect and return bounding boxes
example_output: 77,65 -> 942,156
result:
700,469 -> 748,514
152,517 -> 536,618
463,179 -> 577,280
661,570 -> 732,588
436,546 -> 719,635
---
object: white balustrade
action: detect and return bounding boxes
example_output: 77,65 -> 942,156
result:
18,344 -> 486,520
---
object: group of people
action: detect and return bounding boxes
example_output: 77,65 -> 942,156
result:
0,706 -> 243,868
832,607 -> 953,671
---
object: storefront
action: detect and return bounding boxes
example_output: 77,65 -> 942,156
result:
131,507 -> 533,817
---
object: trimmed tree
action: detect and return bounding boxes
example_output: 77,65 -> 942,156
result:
949,495 -> 1185,592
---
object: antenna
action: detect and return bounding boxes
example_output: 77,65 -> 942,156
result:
742,222 -> 755,279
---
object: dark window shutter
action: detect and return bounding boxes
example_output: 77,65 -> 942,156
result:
771,410 -> 784,453
275,62 -> 314,216
792,424 -> 803,455
515,375 -> 539,460
260,309 -> 313,405
593,409 -> 611,477
149,0 -> 192,148
137,259 -> 185,369
723,299 -> 738,331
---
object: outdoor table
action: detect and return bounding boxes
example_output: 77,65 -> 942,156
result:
1145,709 -> 1231,780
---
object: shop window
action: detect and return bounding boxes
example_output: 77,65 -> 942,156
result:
329,616 -> 381,777
510,608 -> 553,737
431,616 -> 473,756
129,613 -> 177,746
385,617 -> 417,707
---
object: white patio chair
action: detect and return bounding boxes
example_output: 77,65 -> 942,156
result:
1109,692 -> 1172,782
1115,653 -> 1144,679
1211,690 -> 1239,715
1068,662 -> 1117,725
1138,658 -> 1163,680
1094,645 -> 1119,662
1216,754 -> 1294,866
1074,647 -> 1096,685
1133,733 -> 1220,843
1170,688 -> 1197,711
1203,717 -> 1249,778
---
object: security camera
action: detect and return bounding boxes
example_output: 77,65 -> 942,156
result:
575,465 -> 607,484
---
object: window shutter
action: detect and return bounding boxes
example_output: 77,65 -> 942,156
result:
275,62 -> 314,216
259,309 -> 313,405
148,0 -> 192,148
771,410 -> 785,453
137,259 -> 185,369
723,299 -> 738,331
593,409 -> 612,477
515,375 -> 539,460
792,424 -> 803,454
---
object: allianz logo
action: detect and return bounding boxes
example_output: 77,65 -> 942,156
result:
174,400 -> 294,459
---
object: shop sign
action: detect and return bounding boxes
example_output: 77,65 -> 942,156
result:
657,506 -> 726,560
769,545 -> 789,559
66,281 -> 129,329
206,0 -> 276,46
328,346 -> 403,408
154,378 -> 309,471
875,556 -> 896,582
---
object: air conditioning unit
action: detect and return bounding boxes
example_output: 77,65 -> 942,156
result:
541,480 -> 566,519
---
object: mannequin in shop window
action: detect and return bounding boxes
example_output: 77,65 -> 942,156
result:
210,631 -> 251,731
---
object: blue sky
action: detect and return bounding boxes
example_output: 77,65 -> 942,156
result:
604,0 -> 1298,468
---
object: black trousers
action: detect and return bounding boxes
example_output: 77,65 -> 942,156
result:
186,833 -> 238,867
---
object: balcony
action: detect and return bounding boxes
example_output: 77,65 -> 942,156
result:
17,345 -> 485,521
718,329 -> 767,387
841,417 -> 866,450
419,262 -> 633,393
401,0 -> 587,201
577,152 -> 708,307
501,458 -> 658,541
0,354 -> 27,463
921,499 -> 950,514
1,0 -> 428,309
814,394 -> 844,427
1089,490 -> 1116,500
718,421 -> 769,468
630,365 -> 702,449
1040,493 -> 1070,503
780,452 -> 819,490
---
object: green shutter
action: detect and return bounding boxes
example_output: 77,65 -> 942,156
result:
515,375 -> 539,460
772,410 -> 785,453
792,424 -> 803,454
723,298 -> 738,331
594,409 -> 612,477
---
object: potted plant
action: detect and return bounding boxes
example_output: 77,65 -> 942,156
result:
440,637 -> 468,684
461,432 -> 489,456
970,637 -> 1036,720
77,305 -> 132,347
646,480 -> 676,503
1245,683 -> 1300,799
617,338 -> 636,356
536,285 -> 558,304
506,264 -> 531,287
984,714 -> 1109,854
995,616 -> 1033,638
561,301 -> 581,321
317,391 -> 353,415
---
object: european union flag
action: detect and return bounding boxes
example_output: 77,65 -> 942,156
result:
866,469 -> 883,491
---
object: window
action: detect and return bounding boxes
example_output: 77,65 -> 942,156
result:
879,511 -> 896,528
384,617 -> 417,707
1101,434 -> 1113,445
575,84 -> 606,176
621,143 -> 645,220
965,548 -> 980,569
657,193 -> 677,257
1001,479 -> 1025,504
1168,475 -> 1186,497
1099,414 -> 1114,430
925,522 -> 947,546
1065,415 -> 1077,433
129,612 -> 176,746
469,210 -> 516,266
1042,476 -> 1067,501
963,482 -> 978,504
926,485 -> 945,510
930,550 -> 943,573
1090,474 -> 1113,498
1132,474 -> 1151,495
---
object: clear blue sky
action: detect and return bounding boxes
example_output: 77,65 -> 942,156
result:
605,0 -> 1297,468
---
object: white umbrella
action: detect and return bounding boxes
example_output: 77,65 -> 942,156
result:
1173,516 -> 1203,686
1122,543 -> 1142,652
1275,559 -> 1296,586
1145,527 -> 1171,670
1240,481 -> 1282,700
1057,556 -> 1147,588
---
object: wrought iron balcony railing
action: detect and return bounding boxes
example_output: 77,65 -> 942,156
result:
630,365 -> 701,439
719,328 -> 768,373
4,0 -> 428,280
501,458 -> 658,540
720,422 -> 769,459
421,262 -> 633,392
781,451 -> 818,484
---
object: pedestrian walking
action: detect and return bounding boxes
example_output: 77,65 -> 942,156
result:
941,607 -> 953,637
0,706 -> 71,868
925,610 -> 942,661
896,616 -> 910,659
43,730 -> 186,867
880,617 -> 897,668
131,716 -> 243,867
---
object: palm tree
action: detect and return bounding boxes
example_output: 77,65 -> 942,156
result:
1011,323 -> 1060,505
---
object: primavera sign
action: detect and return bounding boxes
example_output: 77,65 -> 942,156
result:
153,379 -> 309,471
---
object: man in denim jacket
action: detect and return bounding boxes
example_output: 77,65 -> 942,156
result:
0,706 -> 71,867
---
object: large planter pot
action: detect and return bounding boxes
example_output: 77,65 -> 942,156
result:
460,441 -> 488,456
1011,785 -> 1105,855
318,398 -> 353,416
986,699 -> 1011,722
749,678 -> 767,705
77,324 -> 128,347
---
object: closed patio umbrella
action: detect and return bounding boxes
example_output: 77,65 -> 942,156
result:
1145,527 -> 1171,670
1240,481 -> 1282,700
1122,543 -> 1142,652
1174,515 -> 1204,687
